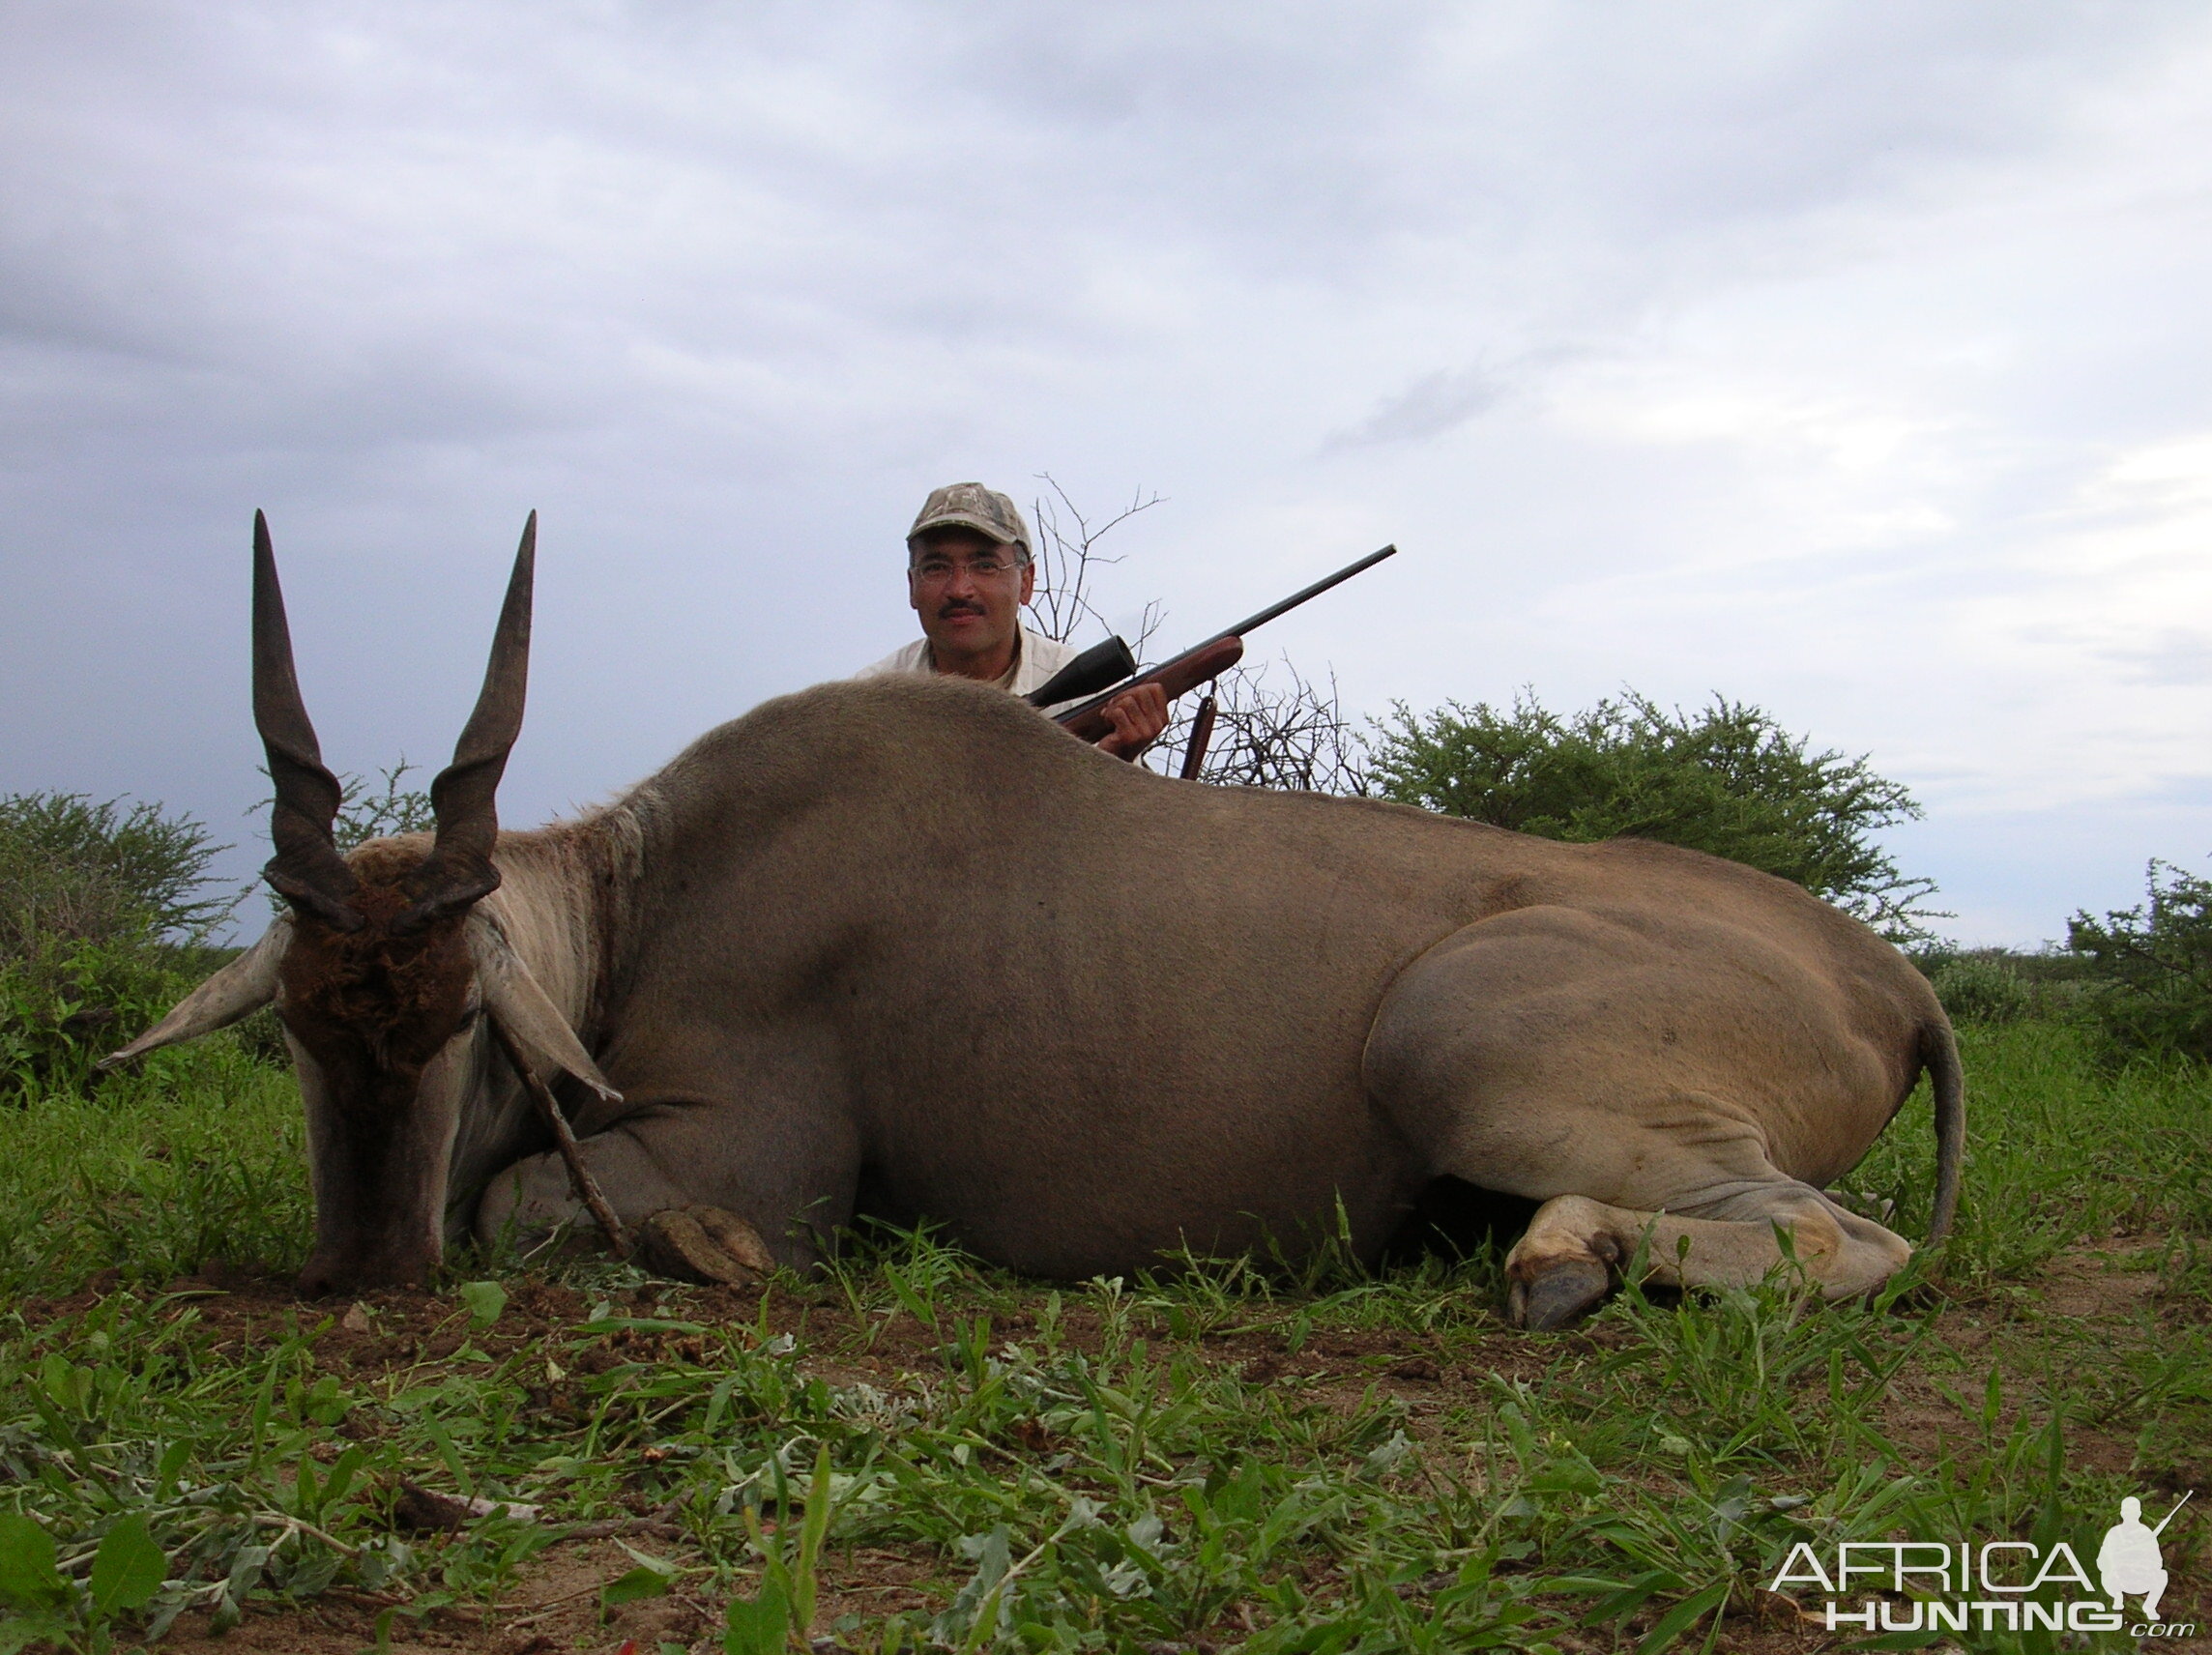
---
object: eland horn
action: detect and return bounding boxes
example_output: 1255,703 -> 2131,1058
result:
398,511 -> 536,931
253,511 -> 363,930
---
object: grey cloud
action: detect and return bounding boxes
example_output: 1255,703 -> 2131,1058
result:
2105,629 -> 2212,687
4,2 -> 2211,945
1323,366 -> 1505,452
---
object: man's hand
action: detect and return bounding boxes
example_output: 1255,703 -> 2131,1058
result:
1097,683 -> 1169,761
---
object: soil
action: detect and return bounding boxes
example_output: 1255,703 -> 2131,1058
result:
17,1244 -> 2208,1654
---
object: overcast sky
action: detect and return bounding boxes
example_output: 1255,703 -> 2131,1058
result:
5,1 -> 2209,944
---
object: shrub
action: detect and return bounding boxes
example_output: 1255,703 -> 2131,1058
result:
2067,859 -> 2212,1063
0,792 -> 235,956
1,767 -> 439,1094
0,936 -> 199,1096
1926,954 -> 2033,1025
331,762 -> 436,851
1368,690 -> 1938,939
0,793 -> 236,1099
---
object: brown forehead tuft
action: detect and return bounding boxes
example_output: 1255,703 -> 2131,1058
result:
347,838 -> 433,886
281,841 -> 473,999
279,894 -> 476,1069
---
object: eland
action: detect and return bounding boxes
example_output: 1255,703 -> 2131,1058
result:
111,516 -> 1962,1328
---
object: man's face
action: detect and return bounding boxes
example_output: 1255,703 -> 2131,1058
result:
908,527 -> 1035,666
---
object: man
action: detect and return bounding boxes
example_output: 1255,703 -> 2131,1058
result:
858,481 -> 1169,760
2097,1495 -> 2173,1619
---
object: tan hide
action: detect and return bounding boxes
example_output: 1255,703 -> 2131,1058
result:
100,917 -> 293,1069
465,915 -> 620,1103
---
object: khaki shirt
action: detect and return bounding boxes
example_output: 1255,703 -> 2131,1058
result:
857,625 -> 1084,706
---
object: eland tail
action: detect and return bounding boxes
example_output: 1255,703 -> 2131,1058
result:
1921,1019 -> 1966,1245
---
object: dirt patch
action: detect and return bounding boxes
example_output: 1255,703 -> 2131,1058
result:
142,1529 -> 958,1655
154,1536 -> 718,1655
2036,1243 -> 2165,1321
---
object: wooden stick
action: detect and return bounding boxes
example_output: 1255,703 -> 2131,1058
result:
1179,692 -> 1219,780
490,1021 -> 632,1258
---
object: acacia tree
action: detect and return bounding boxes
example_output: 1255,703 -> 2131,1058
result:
0,792 -> 234,954
1367,689 -> 1940,940
2068,859 -> 2212,1061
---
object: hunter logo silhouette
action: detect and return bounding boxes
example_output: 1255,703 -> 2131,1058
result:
2098,1493 -> 2191,1618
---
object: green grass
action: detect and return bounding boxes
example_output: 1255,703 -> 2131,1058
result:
0,1036 -> 309,1296
0,1019 -> 2205,1653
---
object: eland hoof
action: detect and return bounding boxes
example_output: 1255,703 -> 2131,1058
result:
638,1205 -> 774,1286
1507,1256 -> 1613,1331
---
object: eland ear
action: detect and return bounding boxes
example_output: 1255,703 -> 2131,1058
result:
465,915 -> 619,1104
101,918 -> 293,1069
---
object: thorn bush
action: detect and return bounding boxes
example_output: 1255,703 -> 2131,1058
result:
0,793 -> 237,1100
2068,858 -> 2212,1062
1367,689 -> 1941,941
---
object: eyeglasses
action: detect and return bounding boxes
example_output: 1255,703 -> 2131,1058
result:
909,553 -> 1029,583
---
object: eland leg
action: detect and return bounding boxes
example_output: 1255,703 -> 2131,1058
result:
1503,1184 -> 1910,1329
476,1131 -> 816,1283
1363,903 -> 1925,1329
474,1081 -> 859,1280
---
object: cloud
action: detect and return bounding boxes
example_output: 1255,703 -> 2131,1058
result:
3,3 -> 2212,944
1322,366 -> 1505,452
2105,631 -> 2212,687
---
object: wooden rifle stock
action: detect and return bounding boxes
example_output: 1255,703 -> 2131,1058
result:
1054,635 -> 1244,743
1050,542 -> 1397,746
1179,692 -> 1219,779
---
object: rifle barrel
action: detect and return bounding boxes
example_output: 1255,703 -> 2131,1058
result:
1050,541 -> 1398,730
1198,543 -> 1397,649
2153,1491 -> 2193,1535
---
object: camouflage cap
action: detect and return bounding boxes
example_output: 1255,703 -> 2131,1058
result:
907,482 -> 1032,552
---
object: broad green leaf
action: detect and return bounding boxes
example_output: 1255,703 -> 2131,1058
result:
1634,1579 -> 1730,1655
600,1564 -> 673,1611
318,1443 -> 367,1514
154,1437 -> 193,1497
300,1373 -> 350,1425
0,1515 -> 66,1609
722,1577 -> 792,1655
600,1547 -> 677,1615
89,1514 -> 167,1614
38,1351 -> 88,1416
457,1280 -> 507,1326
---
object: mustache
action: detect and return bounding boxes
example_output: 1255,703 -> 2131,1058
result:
935,600 -> 986,618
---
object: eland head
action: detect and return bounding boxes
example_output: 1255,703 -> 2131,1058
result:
105,512 -> 617,1292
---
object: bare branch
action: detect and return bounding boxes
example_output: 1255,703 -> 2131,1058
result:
1025,474 -> 1165,645
1146,655 -> 1370,796
1023,480 -> 1360,793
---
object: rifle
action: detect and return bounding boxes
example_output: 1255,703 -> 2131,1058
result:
1027,544 -> 1398,745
